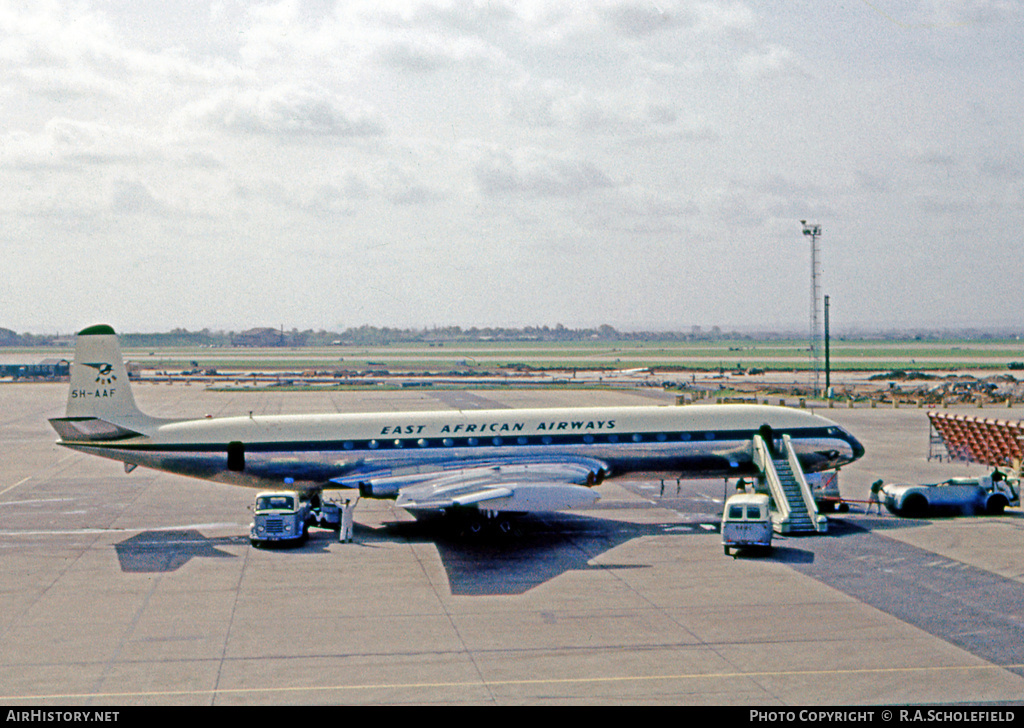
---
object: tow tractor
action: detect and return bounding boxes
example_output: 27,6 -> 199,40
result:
882,474 -> 1019,517
809,471 -> 849,513
249,490 -> 341,546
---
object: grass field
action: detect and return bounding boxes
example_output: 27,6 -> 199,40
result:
6,338 -> 1024,373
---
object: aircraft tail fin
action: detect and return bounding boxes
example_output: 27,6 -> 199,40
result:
63,324 -> 145,423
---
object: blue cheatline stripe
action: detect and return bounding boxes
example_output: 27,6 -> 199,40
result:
79,426 -> 837,454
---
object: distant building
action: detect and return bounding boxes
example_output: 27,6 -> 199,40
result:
0,359 -> 70,379
232,328 -> 284,347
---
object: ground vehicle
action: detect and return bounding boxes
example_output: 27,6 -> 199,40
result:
250,491 -> 311,545
882,474 -> 1020,517
721,493 -> 773,556
808,471 -> 848,512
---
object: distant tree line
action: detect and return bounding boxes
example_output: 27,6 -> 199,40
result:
0,324 -> 753,347
1,324 -> 1020,347
132,324 -> 749,347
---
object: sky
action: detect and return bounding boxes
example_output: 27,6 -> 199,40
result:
2,0 -> 1022,335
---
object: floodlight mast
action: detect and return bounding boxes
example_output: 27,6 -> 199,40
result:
801,221 -> 823,397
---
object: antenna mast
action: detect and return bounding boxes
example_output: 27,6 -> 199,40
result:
801,221 -> 823,397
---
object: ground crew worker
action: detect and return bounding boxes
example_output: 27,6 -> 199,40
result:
867,479 -> 884,514
340,498 -> 356,543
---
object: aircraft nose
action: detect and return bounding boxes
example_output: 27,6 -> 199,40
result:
845,429 -> 865,461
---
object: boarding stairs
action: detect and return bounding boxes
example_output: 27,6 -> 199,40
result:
752,434 -> 827,535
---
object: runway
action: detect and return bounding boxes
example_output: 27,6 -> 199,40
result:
1,382 -> 1022,705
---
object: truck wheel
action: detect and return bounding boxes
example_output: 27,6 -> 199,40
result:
723,545 -> 730,556
250,539 -> 261,548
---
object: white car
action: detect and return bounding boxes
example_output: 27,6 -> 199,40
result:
881,475 -> 1019,517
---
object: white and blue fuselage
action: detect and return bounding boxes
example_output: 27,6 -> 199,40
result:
50,326 -> 864,514
56,403 -> 863,490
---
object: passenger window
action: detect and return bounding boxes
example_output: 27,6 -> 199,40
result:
728,505 -> 744,519
746,506 -> 762,519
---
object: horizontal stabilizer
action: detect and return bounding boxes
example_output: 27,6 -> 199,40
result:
49,417 -> 145,442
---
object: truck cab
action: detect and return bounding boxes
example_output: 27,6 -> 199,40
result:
721,493 -> 773,557
250,490 -> 311,546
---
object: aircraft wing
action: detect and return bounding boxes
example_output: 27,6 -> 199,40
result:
330,458 -> 607,513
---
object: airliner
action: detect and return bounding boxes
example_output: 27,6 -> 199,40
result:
50,325 -> 864,527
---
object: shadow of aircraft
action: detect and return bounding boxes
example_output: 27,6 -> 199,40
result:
378,512 -> 717,596
110,512 -> 902,589
114,529 -> 245,573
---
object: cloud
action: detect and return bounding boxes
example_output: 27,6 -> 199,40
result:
183,85 -> 387,139
916,0 -> 1022,25
375,31 -> 511,73
2,118 -> 153,172
598,0 -> 683,36
109,178 -> 169,216
473,147 -> 616,198
979,153 -> 1024,181
505,78 -> 678,131
3,1 -> 1023,333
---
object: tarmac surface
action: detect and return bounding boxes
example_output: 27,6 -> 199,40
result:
1,382 -> 1023,705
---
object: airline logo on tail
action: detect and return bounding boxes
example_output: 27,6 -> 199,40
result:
84,362 -> 116,385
